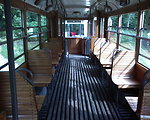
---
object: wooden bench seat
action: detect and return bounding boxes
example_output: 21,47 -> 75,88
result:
93,38 -> 106,57
27,49 -> 53,86
112,50 -> 140,89
0,70 -> 38,120
42,40 -> 63,66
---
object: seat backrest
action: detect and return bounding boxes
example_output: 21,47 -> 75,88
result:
99,40 -> 116,62
93,38 -> 106,56
137,69 -> 150,119
0,71 -> 38,120
27,49 -> 52,74
112,50 -> 135,79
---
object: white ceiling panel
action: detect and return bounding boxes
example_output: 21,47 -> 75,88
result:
22,0 -> 149,18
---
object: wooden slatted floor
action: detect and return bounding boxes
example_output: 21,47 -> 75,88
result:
43,54 -> 138,120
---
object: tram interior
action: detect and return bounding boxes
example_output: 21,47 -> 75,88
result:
0,0 -> 150,120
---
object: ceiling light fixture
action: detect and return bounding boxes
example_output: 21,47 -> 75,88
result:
104,0 -> 112,13
72,11 -> 81,15
120,0 -> 130,6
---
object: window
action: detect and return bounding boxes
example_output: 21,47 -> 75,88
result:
119,35 -> 136,50
108,16 -> 118,32
0,6 -> 25,71
0,4 -> 8,71
140,9 -> 150,39
26,11 -> 40,50
121,12 -> 138,36
119,12 -> 138,50
100,18 -> 105,38
41,15 -> 48,42
65,20 -> 88,37
93,17 -> 97,36
108,32 -> 117,43
12,7 -> 25,68
108,16 -> 118,43
138,9 -> 150,68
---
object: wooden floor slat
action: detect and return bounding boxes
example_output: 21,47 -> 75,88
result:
45,54 -> 139,120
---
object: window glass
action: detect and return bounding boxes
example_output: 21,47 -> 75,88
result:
41,15 -> 47,26
108,32 -> 117,43
28,35 -> 39,50
27,27 -> 39,35
0,31 -> 7,42
11,8 -> 22,27
139,55 -> 150,68
0,5 -> 6,29
119,35 -> 136,50
140,39 -> 150,58
41,32 -> 47,42
138,39 -> 150,68
13,29 -> 23,39
108,16 -> 118,32
121,12 -> 138,35
100,18 -> 105,38
140,9 -> 150,39
15,55 -> 25,68
0,4 -> 8,70
26,11 -> 38,27
26,11 -> 40,49
0,44 -> 8,66
13,39 -> 24,58
65,20 -> 88,37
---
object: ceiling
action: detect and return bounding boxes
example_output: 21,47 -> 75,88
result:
23,0 -> 147,18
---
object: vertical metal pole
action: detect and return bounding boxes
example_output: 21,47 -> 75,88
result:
3,0 -> 18,120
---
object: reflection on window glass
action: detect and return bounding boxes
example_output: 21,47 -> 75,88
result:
26,11 -> 38,27
140,39 -> 150,58
41,27 -> 47,32
108,16 -> 118,32
15,55 -> 25,68
121,12 -> 138,35
139,55 -> 150,68
100,18 -> 105,37
138,39 -> 150,68
13,29 -> 23,39
0,31 -> 6,42
0,44 -> 8,66
108,32 -> 117,43
141,9 -> 150,38
41,15 -> 47,26
11,8 -> 22,27
27,27 -> 39,35
28,35 -> 39,50
0,5 -> 6,29
41,32 -> 47,42
122,12 -> 138,28
13,39 -> 24,58
119,35 -> 136,50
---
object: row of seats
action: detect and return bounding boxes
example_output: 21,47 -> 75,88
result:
92,37 -> 140,89
0,37 -> 64,120
91,36 -> 150,119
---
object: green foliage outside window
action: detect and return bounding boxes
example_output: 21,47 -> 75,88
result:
0,5 -> 6,29
108,16 -> 118,32
41,15 -> 47,26
108,32 -> 117,43
119,35 -> 136,50
122,12 -> 138,28
26,11 -> 38,27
